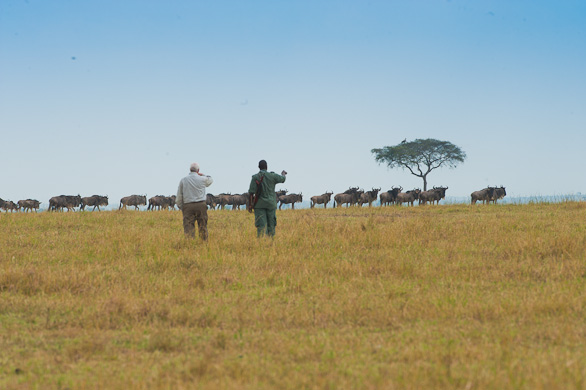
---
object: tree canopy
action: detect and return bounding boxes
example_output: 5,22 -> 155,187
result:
371,138 -> 466,191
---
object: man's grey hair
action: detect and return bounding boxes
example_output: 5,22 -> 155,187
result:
190,162 -> 200,172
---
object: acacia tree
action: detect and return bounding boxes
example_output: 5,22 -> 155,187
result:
371,138 -> 466,191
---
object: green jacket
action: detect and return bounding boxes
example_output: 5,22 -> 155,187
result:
248,170 -> 286,210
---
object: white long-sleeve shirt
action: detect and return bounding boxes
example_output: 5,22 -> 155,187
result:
176,172 -> 213,209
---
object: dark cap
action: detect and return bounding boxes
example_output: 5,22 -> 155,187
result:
258,160 -> 267,170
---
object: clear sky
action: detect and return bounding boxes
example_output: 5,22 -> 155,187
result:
1,0 -> 585,207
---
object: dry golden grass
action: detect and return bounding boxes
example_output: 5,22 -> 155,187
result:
1,203 -> 585,389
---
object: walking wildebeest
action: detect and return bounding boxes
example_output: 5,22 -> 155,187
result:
216,193 -> 232,210
358,188 -> 381,207
167,195 -> 176,210
0,198 -> 19,212
119,195 -> 147,210
81,195 -> 108,211
334,187 -> 363,208
48,196 -> 65,211
148,195 -> 175,211
471,187 -> 497,205
396,189 -> 421,206
49,195 -> 82,211
17,199 -> 42,212
490,186 -> 507,204
206,193 -> 218,209
278,193 -> 303,210
419,186 -> 448,205
275,189 -> 288,203
310,192 -> 333,208
380,187 -> 402,206
230,193 -> 249,210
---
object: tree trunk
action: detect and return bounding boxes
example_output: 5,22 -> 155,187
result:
422,175 -> 428,191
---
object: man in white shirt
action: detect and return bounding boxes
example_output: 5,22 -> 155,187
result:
176,163 -> 213,239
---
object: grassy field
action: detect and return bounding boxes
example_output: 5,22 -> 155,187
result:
1,203 -> 585,389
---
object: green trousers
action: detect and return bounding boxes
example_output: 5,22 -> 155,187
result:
254,208 -> 277,237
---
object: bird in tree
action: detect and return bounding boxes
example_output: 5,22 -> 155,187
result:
371,138 -> 466,191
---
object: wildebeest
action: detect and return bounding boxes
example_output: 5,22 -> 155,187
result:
380,186 -> 402,206
0,198 -> 19,212
81,195 -> 108,211
49,195 -> 82,212
206,193 -> 219,209
48,196 -> 64,211
216,193 -> 233,210
230,193 -> 249,210
358,188 -> 381,207
17,199 -> 42,212
167,195 -> 176,210
333,187 -> 364,208
275,190 -> 287,203
119,195 -> 147,210
147,195 -> 175,211
396,189 -> 421,206
147,196 -> 160,210
310,192 -> 333,208
278,193 -> 303,210
490,186 -> 507,204
471,187 -> 497,205
419,186 -> 448,205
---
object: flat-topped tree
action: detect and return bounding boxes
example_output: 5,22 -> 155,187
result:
371,138 -> 466,191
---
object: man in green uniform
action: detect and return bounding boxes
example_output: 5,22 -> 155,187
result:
248,160 -> 287,237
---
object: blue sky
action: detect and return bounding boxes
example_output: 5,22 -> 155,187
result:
1,0 -> 585,206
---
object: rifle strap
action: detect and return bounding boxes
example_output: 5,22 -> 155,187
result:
252,174 -> 265,209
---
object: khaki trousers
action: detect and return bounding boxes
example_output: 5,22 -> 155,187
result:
182,201 -> 208,240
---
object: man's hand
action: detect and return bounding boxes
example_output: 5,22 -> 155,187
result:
281,170 -> 287,176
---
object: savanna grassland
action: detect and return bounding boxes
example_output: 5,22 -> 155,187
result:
1,203 -> 586,390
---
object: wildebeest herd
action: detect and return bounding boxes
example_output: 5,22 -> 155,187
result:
0,186 -> 507,212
